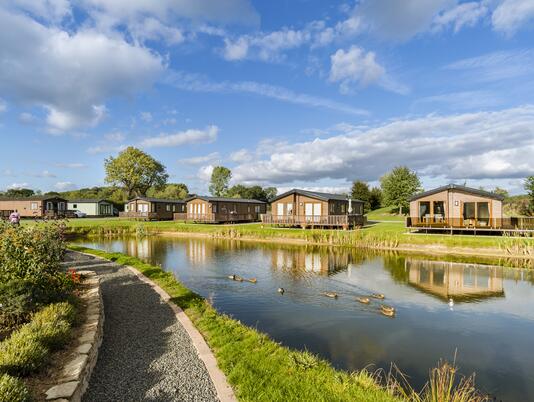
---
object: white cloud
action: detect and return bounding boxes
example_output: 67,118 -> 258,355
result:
54,181 -> 77,191
32,170 -> 57,178
8,182 -> 29,189
492,0 -> 534,34
0,7 -> 164,132
6,0 -> 72,22
140,125 -> 219,148
432,1 -> 489,33
197,165 -> 215,181
230,149 -> 254,163
55,163 -> 87,169
104,131 -> 126,142
178,152 -> 220,165
87,144 -> 127,154
168,71 -> 368,115
231,105 -> 534,185
329,46 -> 385,93
140,112 -> 153,123
18,112 -> 37,124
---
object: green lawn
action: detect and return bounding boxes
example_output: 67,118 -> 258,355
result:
70,245 -> 403,402
366,207 -> 406,222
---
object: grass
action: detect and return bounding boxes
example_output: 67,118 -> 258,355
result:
366,207 -> 406,222
51,217 -> 534,257
69,244 -> 402,402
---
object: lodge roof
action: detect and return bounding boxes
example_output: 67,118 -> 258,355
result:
186,196 -> 266,204
409,184 -> 505,201
127,196 -> 185,204
270,188 -> 363,203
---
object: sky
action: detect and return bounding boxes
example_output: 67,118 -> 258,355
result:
0,0 -> 533,195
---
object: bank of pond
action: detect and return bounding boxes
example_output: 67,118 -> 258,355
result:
72,235 -> 534,402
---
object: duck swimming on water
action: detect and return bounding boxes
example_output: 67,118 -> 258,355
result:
322,292 -> 338,299
245,277 -> 257,284
370,293 -> 385,300
380,304 -> 395,314
277,287 -> 285,294
356,297 -> 370,304
381,308 -> 395,318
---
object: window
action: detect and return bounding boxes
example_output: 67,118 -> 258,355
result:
419,201 -> 430,219
30,202 -> 38,210
73,204 -> 77,209
46,201 -> 53,210
58,202 -> 65,210
166,204 -> 171,212
213,204 -> 217,213
172,204 -> 176,212
463,202 -> 476,220
330,203 -> 335,213
255,205 -> 261,213
341,204 -> 346,214
287,203 -> 293,214
477,202 -> 490,225
433,201 -> 445,216
248,206 -> 251,213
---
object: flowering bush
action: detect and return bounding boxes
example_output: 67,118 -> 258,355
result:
0,222 -> 73,329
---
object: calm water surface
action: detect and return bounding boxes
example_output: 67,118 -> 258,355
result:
75,236 -> 534,401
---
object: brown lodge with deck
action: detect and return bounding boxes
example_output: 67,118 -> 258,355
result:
262,189 -> 365,229
407,184 -> 533,233
174,196 -> 267,223
120,197 -> 186,220
0,196 -> 69,218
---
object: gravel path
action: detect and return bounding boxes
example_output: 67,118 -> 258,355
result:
64,251 -> 219,402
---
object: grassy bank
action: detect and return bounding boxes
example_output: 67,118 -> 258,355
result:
59,218 -> 534,258
69,245 -> 402,402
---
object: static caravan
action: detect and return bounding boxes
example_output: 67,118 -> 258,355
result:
175,196 -> 266,223
68,199 -> 115,217
0,196 -> 69,218
120,197 -> 185,220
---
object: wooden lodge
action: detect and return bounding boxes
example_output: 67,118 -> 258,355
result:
67,199 -> 114,217
120,197 -> 185,220
262,189 -> 365,229
0,196 -> 69,218
174,196 -> 267,223
406,184 -> 534,233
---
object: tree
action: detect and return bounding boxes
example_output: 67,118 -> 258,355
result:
264,187 -> 277,201
369,187 -> 382,210
493,187 -> 509,198
351,180 -> 371,211
104,147 -> 168,198
226,184 -> 276,202
380,166 -> 422,214
4,188 -> 35,198
209,166 -> 232,197
525,176 -> 534,214
147,183 -> 189,200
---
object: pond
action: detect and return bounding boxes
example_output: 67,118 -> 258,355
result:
74,236 -> 534,402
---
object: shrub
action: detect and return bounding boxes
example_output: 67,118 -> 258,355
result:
0,374 -> 31,402
0,331 -> 48,376
27,303 -> 76,349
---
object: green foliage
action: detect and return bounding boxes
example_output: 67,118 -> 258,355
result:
0,302 -> 76,376
105,146 -> 168,198
369,187 -> 383,210
351,180 -> 371,211
0,188 -> 37,198
226,184 -> 275,202
0,222 -> 72,328
147,183 -> 189,200
59,186 -> 127,208
493,187 -> 509,198
209,166 -> 232,197
525,176 -> 534,215
0,374 -> 31,402
380,166 -> 422,214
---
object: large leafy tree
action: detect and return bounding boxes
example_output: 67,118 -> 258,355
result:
226,184 -> 277,202
104,147 -> 168,199
3,188 -> 37,198
525,176 -> 534,214
147,183 -> 189,199
380,166 -> 422,214
369,187 -> 382,210
351,180 -> 371,211
209,166 -> 232,197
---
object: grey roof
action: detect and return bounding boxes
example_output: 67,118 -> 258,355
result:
409,184 -> 505,201
128,196 -> 185,204
270,188 -> 363,203
68,199 -> 113,204
186,195 -> 266,204
0,195 -> 67,202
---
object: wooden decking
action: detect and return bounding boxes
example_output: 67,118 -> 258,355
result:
119,211 -> 160,220
406,217 -> 534,234
174,213 -> 259,223
261,214 -> 365,229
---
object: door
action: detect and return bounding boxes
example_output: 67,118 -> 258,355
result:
277,203 -> 284,216
138,203 -> 148,215
313,203 -> 321,223
305,203 -> 313,222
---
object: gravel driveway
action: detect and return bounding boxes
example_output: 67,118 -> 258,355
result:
65,251 -> 219,402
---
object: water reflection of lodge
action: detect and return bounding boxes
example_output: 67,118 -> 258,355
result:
186,239 -> 215,265
125,238 -> 153,260
406,259 -> 504,301
271,249 -> 349,276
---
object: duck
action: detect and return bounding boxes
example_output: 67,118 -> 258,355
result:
380,304 -> 396,314
277,287 -> 285,294
356,297 -> 370,304
228,274 -> 236,280
322,291 -> 338,299
370,293 -> 385,300
448,298 -> 454,308
245,277 -> 257,284
234,275 -> 244,282
381,309 -> 395,318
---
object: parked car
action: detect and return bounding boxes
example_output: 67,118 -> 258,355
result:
72,210 -> 87,218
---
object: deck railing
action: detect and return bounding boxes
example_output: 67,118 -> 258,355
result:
174,213 -> 259,223
261,214 -> 365,227
119,211 -> 159,220
406,217 -> 534,230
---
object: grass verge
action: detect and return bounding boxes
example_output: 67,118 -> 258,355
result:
69,244 -> 402,402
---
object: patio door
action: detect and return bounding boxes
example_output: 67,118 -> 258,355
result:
277,203 -> 284,216
138,204 -> 148,215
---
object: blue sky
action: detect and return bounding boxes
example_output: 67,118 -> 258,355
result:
1,0 -> 533,195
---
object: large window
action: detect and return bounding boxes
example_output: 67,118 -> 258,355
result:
31,202 -> 38,210
477,202 -> 490,224
287,203 -> 293,215
419,201 -> 430,219
463,202 -> 476,220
